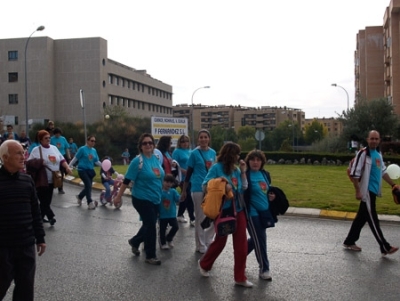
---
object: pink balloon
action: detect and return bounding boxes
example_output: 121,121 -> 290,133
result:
102,159 -> 111,171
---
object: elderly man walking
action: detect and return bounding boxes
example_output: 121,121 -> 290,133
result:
0,140 -> 46,301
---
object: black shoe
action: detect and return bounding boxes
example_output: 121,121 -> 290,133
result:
49,218 -> 56,226
43,218 -> 50,223
145,258 -> 161,265
128,239 -> 140,256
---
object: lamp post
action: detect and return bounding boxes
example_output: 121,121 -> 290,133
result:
331,83 -> 349,111
191,86 -> 210,148
24,25 -> 45,135
314,130 -> 321,141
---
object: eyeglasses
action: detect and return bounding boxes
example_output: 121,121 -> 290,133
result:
90,140 -> 96,142
141,141 -> 154,146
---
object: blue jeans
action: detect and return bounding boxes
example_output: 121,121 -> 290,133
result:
247,215 -> 270,273
130,196 -> 159,259
78,169 -> 95,204
103,180 -> 114,199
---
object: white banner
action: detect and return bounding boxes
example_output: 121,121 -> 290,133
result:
151,116 -> 188,147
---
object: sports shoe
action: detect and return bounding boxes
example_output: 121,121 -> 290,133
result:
343,244 -> 362,251
168,241 -> 174,248
190,220 -> 195,227
259,271 -> 272,280
128,239 -> 140,256
198,259 -> 209,277
58,190 -> 65,194
177,216 -> 188,223
382,246 -> 399,256
76,195 -> 82,206
235,280 -> 254,288
88,202 -> 96,210
43,218 -> 50,223
161,244 -> 170,250
49,218 -> 57,226
145,258 -> 161,265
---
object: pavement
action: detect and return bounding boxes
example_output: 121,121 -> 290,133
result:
64,175 -> 400,224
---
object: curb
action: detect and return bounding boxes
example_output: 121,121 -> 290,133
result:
64,176 -> 400,224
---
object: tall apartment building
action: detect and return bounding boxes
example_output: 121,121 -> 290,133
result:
173,104 -> 305,133
0,36 -> 173,129
383,0 -> 400,114
355,26 -> 385,103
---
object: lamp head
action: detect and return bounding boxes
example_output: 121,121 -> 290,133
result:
331,83 -> 337,87
204,86 -> 210,89
37,26 -> 45,31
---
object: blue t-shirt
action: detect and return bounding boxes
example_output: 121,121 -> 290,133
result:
75,146 -> 100,170
101,167 -> 116,184
51,136 -> 70,156
203,162 -> 243,212
369,149 -> 381,195
172,148 -> 191,181
159,188 -> 180,219
125,154 -> 165,204
187,147 -> 216,192
248,170 -> 270,216
69,142 -> 78,155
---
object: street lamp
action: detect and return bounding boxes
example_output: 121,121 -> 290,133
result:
314,130 -> 321,141
331,83 -> 349,111
191,86 -> 210,148
25,25 -> 45,135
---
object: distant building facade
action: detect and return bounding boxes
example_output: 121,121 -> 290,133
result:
304,117 -> 343,137
173,104 -> 306,133
0,36 -> 173,129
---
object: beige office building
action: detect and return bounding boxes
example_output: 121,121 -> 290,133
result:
0,36 -> 173,129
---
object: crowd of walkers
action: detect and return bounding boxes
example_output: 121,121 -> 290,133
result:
3,125 -> 398,299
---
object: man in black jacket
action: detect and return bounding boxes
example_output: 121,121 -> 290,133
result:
0,140 -> 46,301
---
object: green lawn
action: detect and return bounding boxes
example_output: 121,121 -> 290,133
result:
73,165 -> 400,216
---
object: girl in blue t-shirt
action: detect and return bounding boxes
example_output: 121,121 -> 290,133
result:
172,134 -> 194,224
198,142 -> 252,288
181,129 -> 216,254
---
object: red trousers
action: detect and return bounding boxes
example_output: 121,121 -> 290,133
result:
199,210 -> 248,282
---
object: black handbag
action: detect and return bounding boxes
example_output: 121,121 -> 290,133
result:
214,197 -> 237,236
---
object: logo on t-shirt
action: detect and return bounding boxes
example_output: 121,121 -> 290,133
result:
48,154 -> 57,165
206,160 -> 213,169
231,177 -> 238,190
88,154 -> 93,161
153,167 -> 161,178
163,199 -> 171,210
259,181 -> 267,194
375,158 -> 381,169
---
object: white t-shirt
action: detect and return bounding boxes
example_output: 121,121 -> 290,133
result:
28,145 -> 65,183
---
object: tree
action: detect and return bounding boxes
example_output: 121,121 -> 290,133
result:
339,98 -> 400,145
304,119 -> 325,144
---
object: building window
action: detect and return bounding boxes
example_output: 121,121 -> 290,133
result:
8,72 -> 18,82
8,51 -> 18,61
132,81 -> 135,90
142,102 -> 145,110
8,94 -> 18,104
109,75 -> 113,84
142,85 -> 145,93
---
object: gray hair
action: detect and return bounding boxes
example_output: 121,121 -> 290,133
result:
0,140 -> 20,161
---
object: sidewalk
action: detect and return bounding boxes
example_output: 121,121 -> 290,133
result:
64,175 -> 400,224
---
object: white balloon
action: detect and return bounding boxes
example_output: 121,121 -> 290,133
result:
386,164 -> 400,180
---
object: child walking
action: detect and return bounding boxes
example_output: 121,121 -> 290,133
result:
159,174 -> 180,250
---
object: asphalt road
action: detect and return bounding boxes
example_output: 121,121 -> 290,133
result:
3,183 -> 400,301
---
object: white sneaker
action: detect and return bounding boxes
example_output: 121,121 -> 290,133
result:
198,259 -> 210,277
190,220 -> 195,227
235,280 -> 253,288
76,195 -> 82,206
161,244 -> 170,250
88,202 -> 96,210
168,241 -> 174,248
259,271 -> 272,280
177,216 -> 187,223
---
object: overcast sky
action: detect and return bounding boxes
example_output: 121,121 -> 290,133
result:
1,0 -> 391,119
